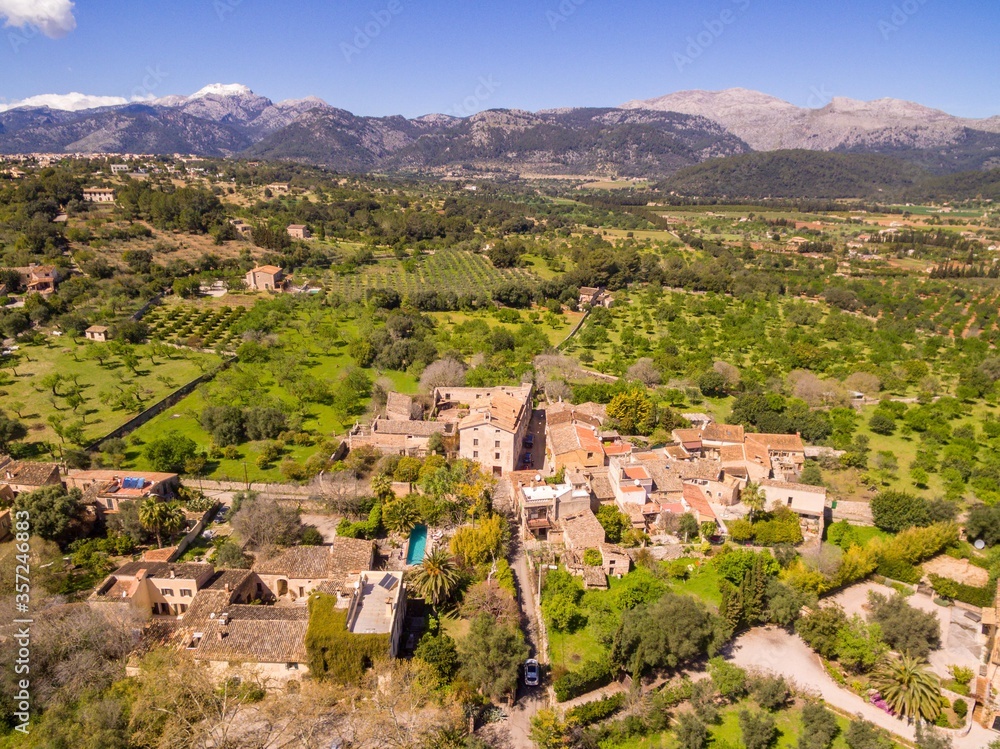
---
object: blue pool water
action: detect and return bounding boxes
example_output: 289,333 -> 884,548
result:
406,524 -> 428,565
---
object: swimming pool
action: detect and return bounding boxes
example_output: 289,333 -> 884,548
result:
406,524 -> 428,565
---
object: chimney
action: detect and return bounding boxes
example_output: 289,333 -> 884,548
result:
169,569 -> 176,579
224,582 -> 231,592
220,612 -> 229,626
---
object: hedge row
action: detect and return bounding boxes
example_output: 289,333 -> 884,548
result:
566,693 -> 626,726
929,574 -> 997,607
554,658 -> 613,702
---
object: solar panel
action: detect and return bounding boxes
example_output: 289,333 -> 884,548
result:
378,574 -> 398,591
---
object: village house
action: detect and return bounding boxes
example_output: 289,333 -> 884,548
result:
245,265 -> 285,292
600,543 -> 630,578
347,393 -> 454,457
187,604 -> 311,679
229,219 -> 254,238
83,187 -> 116,203
561,509 -> 607,551
0,456 -> 62,495
286,224 -> 311,240
64,470 -> 180,513
23,264 -> 63,295
578,286 -> 613,308
435,385 -> 533,476
516,475 -> 593,541
252,538 -> 375,603
545,402 -> 631,472
758,479 -> 827,536
265,183 -> 290,194
84,325 -> 110,342
110,164 -> 129,174
91,561 -> 215,618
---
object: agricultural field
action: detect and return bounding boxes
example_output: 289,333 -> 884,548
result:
0,335 -> 219,452
143,302 -> 247,350
323,249 -> 540,301
123,303 -> 419,483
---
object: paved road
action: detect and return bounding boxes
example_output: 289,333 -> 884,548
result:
729,627 -> 996,749
505,537 -> 546,749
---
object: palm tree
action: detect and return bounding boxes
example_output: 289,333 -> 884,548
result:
139,498 -> 187,548
382,497 -> 420,534
872,654 -> 942,722
742,482 -> 765,520
411,549 -> 462,608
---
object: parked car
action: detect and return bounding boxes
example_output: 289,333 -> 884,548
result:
523,434 -> 534,448
521,452 -> 533,467
524,658 -> 540,687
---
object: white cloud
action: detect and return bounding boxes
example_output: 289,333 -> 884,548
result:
0,0 -> 77,38
0,92 -> 127,112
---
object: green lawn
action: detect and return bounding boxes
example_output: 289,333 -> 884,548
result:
668,559 -> 723,610
2,336 -> 219,450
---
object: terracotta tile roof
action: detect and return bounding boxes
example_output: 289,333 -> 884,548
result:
660,502 -> 687,514
743,438 -> 772,469
623,465 -> 651,481
205,569 -> 254,592
561,511 -> 606,549
759,479 -> 824,493
682,484 -> 717,522
582,566 -> 608,589
372,418 -> 451,437
676,460 -> 723,481
386,392 -> 416,421
141,547 -> 177,562
604,442 -> 633,456
251,265 -> 283,274
664,445 -> 690,460
673,428 -> 703,444
0,459 -> 60,487
747,433 -> 805,452
112,561 -> 213,580
254,539 -> 374,583
255,546 -> 335,578
191,605 -> 310,664
589,474 -> 615,501
460,390 -> 530,433
328,537 -> 375,589
719,445 -> 746,463
701,424 -> 745,443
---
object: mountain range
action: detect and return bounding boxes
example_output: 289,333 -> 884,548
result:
2,84 -> 1000,184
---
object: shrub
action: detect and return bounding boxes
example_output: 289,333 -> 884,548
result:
553,658 -> 613,702
952,698 -> 968,720
565,693 -> 626,726
583,548 -> 602,567
306,593 -> 389,683
870,490 -> 929,532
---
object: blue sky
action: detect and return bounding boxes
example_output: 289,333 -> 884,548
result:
1,0 -> 998,117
